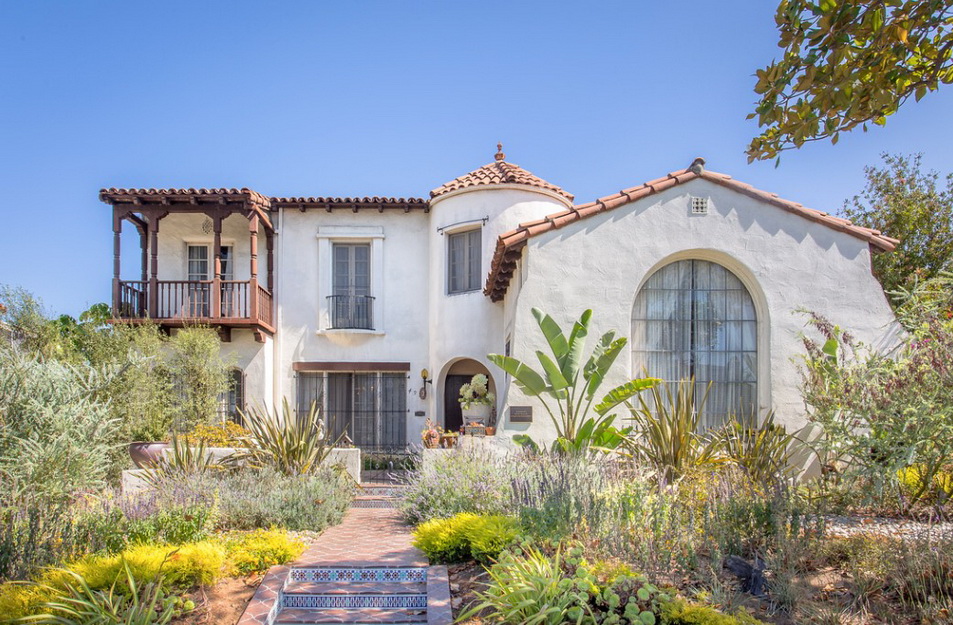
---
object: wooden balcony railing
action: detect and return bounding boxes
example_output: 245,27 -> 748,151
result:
114,279 -> 274,330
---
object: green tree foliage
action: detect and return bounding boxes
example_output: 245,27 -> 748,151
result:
0,348 -> 120,504
799,278 -> 953,510
843,153 -> 953,297
748,0 -> 953,161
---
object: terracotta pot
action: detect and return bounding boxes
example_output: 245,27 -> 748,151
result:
485,426 -> 496,436
128,442 -> 170,468
423,434 -> 440,449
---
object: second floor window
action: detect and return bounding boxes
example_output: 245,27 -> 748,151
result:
187,244 -> 233,281
448,228 -> 481,294
330,243 -> 373,329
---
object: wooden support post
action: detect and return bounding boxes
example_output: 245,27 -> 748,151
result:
212,215 -> 222,319
139,225 -> 148,283
112,211 -> 122,317
248,214 -> 260,323
266,230 -> 274,293
147,212 -> 163,318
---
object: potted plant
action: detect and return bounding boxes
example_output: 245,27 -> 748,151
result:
459,374 -> 495,424
421,418 -> 442,449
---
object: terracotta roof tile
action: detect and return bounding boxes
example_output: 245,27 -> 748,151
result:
431,160 -> 574,202
484,162 -> 899,302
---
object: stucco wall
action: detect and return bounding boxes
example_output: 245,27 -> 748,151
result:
274,208 -> 432,442
428,187 -> 570,429
500,177 -> 898,442
152,213 -> 267,281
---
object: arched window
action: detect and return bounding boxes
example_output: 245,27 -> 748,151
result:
218,368 -> 245,425
632,259 -> 757,428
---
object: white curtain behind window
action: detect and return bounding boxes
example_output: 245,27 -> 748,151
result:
632,259 -> 757,428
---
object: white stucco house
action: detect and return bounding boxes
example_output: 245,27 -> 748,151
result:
101,147 -> 898,449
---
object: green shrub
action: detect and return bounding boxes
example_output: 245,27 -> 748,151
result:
413,515 -> 472,563
661,599 -> 766,625
413,513 -> 519,564
465,544 -> 720,625
68,489 -> 215,557
400,447 -> 513,524
222,529 -> 305,575
467,516 -> 522,564
462,545 -> 591,625
152,466 -> 352,532
46,541 -> 226,590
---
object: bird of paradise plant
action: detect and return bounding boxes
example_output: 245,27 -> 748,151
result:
488,308 -> 659,453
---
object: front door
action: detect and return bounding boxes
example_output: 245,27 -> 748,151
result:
444,375 -> 470,433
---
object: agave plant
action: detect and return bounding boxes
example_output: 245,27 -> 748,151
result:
488,308 -> 658,453
624,378 -> 725,484
228,398 -> 342,476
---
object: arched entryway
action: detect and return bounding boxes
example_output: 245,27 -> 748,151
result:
440,358 -> 496,434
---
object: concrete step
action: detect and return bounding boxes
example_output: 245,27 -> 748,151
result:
283,581 -> 426,595
274,607 -> 427,624
288,567 -> 427,584
281,592 -> 427,610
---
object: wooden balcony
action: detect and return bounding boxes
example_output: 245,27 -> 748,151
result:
114,279 -> 274,342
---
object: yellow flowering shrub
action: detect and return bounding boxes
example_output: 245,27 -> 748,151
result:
222,529 -> 305,575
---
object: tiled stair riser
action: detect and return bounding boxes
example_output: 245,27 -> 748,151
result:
352,500 -> 398,509
289,568 -> 427,583
281,593 -> 428,610
357,487 -> 405,497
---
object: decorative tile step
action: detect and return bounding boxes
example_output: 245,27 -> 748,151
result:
356,487 -> 406,497
283,582 -> 426,595
281,592 -> 428,610
351,497 -> 398,509
274,607 -> 426,624
288,567 -> 427,584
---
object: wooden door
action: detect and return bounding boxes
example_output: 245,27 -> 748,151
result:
444,375 -> 470,433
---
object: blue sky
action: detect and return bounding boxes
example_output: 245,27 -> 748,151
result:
2,1 -> 951,316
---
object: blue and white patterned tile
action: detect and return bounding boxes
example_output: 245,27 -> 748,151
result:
288,567 -> 428,583
281,593 -> 428,610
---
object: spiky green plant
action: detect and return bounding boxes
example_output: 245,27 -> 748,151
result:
18,561 -> 177,624
720,411 -> 799,487
142,435 -> 217,487
459,545 -> 593,625
489,308 -> 658,452
228,398 -> 341,476
625,379 -> 725,484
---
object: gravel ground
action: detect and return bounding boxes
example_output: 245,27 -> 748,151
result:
821,515 -> 953,539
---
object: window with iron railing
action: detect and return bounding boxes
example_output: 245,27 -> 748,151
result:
329,243 -> 374,329
296,371 -> 407,450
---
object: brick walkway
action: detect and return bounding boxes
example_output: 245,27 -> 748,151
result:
296,506 -> 427,567
238,484 -> 449,625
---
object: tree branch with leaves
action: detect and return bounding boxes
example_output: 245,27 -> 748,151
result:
748,0 -> 953,162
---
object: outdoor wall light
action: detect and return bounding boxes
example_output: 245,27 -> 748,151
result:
419,368 -> 433,399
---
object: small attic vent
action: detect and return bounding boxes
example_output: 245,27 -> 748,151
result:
691,197 -> 709,214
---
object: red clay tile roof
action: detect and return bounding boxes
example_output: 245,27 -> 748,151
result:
270,196 -> 429,212
100,188 -> 429,213
100,187 -> 273,210
431,160 -> 574,202
484,160 -> 899,302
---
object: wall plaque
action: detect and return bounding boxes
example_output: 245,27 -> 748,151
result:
509,406 -> 533,423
